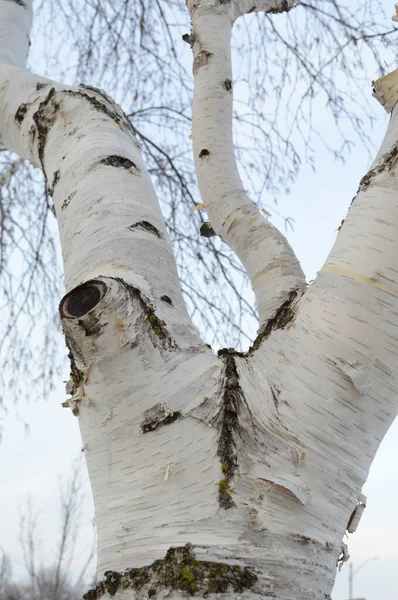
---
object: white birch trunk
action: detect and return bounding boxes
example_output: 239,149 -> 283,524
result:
1,1 -> 398,599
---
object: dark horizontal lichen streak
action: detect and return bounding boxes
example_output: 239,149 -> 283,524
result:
100,155 -> 140,173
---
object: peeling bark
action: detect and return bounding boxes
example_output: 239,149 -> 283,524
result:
141,403 -> 182,434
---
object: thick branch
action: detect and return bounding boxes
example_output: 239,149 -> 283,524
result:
291,73 -> 398,472
187,0 -> 305,327
0,0 -> 31,66
0,0 -> 202,349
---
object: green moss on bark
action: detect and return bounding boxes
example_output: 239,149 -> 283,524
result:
83,544 -> 257,598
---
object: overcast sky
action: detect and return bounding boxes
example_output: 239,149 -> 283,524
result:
1,2 -> 397,599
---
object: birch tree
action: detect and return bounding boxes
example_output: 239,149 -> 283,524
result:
1,0 -> 398,599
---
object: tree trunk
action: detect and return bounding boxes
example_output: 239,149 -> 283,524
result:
1,1 -> 398,599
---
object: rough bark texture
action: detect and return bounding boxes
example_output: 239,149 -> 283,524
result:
1,1 -> 398,599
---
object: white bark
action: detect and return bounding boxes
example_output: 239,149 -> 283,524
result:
0,2 -> 201,351
2,2 -> 398,600
187,0 -> 305,326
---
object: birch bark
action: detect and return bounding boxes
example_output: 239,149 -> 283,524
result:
187,0 -> 306,325
1,1 -> 398,600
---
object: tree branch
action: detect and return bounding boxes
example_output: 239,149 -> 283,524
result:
187,0 -> 306,327
0,0 -> 203,350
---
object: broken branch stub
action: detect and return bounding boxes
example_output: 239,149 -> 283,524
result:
60,280 -> 107,319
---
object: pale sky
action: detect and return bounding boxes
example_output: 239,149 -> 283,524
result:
0,2 -> 397,599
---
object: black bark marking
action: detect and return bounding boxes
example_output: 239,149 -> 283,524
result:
10,0 -> 26,6
358,143 -> 398,190
120,280 -> 177,352
223,79 -> 232,91
161,295 -> 173,306
100,155 -> 140,174
32,87 -> 59,176
141,403 -> 182,434
215,355 -> 247,509
182,32 -> 196,47
48,170 -> 60,196
270,384 -> 280,412
36,82 -> 48,91
199,148 -> 210,158
129,221 -> 162,238
83,544 -> 257,599
250,289 -> 299,351
199,222 -> 216,238
247,6 -> 256,13
290,534 -> 317,545
65,86 -> 137,136
15,104 -> 28,124
218,291 -> 301,357
193,51 -> 213,75
61,191 -> 76,210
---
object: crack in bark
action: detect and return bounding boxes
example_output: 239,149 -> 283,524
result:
48,170 -> 60,196
214,355 -> 247,509
83,544 -> 257,599
32,87 -> 59,178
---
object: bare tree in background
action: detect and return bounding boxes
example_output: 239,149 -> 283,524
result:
0,0 -> 396,402
0,462 -> 94,600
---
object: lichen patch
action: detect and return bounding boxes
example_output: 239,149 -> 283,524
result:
83,544 -> 257,599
